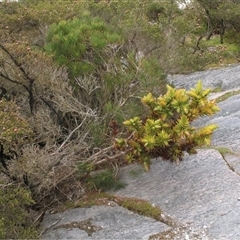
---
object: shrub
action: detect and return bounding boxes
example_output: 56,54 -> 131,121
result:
0,184 -> 38,239
115,81 -> 220,170
45,14 -> 123,78
84,169 -> 126,192
0,100 -> 33,174
44,14 -> 166,148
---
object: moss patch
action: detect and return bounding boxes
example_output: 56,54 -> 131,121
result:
200,146 -> 234,156
215,90 -> 240,103
211,86 -> 222,93
115,197 -> 161,220
53,192 -> 115,212
52,192 -> 162,221
213,146 -> 234,156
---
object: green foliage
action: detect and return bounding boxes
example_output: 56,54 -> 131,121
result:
0,0 -> 88,34
44,13 -> 166,148
146,2 -> 165,22
45,15 -> 123,78
0,100 -> 33,154
116,81 -> 220,170
215,90 -> 240,103
85,169 -> 126,192
89,0 -> 152,30
0,185 -> 38,239
173,45 -> 219,73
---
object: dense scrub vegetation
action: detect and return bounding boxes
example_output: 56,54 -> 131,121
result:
0,0 -> 239,238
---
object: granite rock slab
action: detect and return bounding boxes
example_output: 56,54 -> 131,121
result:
40,205 -> 166,239
41,64 -> 240,240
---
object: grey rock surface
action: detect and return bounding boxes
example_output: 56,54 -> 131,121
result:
167,64 -> 240,91
41,64 -> 240,240
116,150 -> 240,240
41,205 -> 166,239
207,200 -> 240,240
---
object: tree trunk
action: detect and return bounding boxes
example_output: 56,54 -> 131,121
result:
219,19 -> 225,44
193,35 -> 204,54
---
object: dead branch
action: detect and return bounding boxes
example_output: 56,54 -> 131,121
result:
52,113 -> 90,154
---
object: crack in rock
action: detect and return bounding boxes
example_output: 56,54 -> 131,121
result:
53,217 -> 103,237
220,153 -> 240,177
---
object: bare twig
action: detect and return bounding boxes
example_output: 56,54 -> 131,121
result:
52,114 -> 89,154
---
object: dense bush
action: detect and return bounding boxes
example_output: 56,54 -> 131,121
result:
0,100 -> 33,175
45,15 -> 123,78
0,185 -> 38,239
115,81 -> 220,170
44,14 -> 166,146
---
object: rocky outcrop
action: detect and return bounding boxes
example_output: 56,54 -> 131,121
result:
40,64 -> 240,240
40,205 -> 166,239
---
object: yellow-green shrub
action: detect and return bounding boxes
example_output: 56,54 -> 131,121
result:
115,81 -> 220,170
